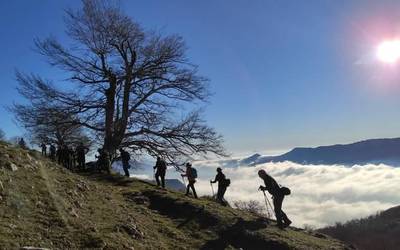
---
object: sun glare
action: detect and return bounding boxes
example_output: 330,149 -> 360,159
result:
377,40 -> 400,64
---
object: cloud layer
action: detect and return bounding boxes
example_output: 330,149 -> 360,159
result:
117,160 -> 400,228
192,161 -> 400,228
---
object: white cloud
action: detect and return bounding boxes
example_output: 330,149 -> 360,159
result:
192,161 -> 400,228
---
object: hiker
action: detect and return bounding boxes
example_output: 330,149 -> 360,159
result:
41,143 -> 47,156
61,145 -> 70,169
96,148 -> 111,173
154,156 -> 167,188
181,163 -> 198,198
76,143 -> 88,170
69,147 -> 76,169
119,148 -> 131,177
49,144 -> 56,161
18,138 -> 26,149
210,167 -> 230,204
258,169 -> 292,229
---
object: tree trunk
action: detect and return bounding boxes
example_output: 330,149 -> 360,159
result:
103,74 -> 117,158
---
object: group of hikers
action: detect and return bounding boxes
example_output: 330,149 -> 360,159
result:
152,158 -> 292,229
41,142 -> 88,170
39,141 -> 292,229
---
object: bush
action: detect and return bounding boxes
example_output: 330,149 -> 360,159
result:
233,200 -> 266,217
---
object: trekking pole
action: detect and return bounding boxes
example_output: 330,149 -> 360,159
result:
210,181 -> 215,197
261,190 -> 273,219
180,169 -> 187,186
265,193 -> 274,218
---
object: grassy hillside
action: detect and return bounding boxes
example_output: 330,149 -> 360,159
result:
0,141 -> 352,249
319,206 -> 400,250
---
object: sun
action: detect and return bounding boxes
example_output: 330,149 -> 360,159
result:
377,40 -> 400,64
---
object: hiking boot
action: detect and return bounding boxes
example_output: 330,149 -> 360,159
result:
283,219 -> 292,228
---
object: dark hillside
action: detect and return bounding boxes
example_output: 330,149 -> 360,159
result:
0,141 -> 351,249
319,206 -> 400,250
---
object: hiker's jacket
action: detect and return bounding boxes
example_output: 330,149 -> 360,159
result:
76,145 -> 87,158
262,174 -> 281,196
154,159 -> 167,174
212,172 -> 226,187
184,167 -> 196,182
120,151 -> 130,165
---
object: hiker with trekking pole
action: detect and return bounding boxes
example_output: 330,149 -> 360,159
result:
210,167 -> 230,205
258,169 -> 292,229
181,162 -> 198,198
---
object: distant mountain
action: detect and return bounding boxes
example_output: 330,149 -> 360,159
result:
253,138 -> 400,166
239,153 -> 261,165
318,205 -> 400,250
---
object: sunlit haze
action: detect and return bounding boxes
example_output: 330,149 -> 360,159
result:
377,40 -> 400,63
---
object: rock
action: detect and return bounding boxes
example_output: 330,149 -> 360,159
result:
5,162 -> 18,171
74,200 -> 82,209
77,181 -> 89,191
115,223 -> 144,239
69,208 -> 79,218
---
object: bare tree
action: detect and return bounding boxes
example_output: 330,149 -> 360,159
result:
13,0 -> 225,167
233,200 -> 266,217
11,102 -> 91,148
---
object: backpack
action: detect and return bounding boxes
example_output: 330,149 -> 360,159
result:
191,168 -> 198,179
224,178 -> 231,187
280,186 -> 291,196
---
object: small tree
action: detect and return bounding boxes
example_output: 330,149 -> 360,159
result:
233,200 -> 266,217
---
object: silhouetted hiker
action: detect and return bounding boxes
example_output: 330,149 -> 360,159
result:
181,163 -> 198,198
154,157 -> 167,188
62,146 -> 70,169
211,167 -> 230,204
18,138 -> 26,149
76,143 -> 88,170
119,148 -> 131,177
49,144 -> 56,161
258,169 -> 292,229
41,143 -> 47,156
69,147 -> 76,169
96,148 -> 111,173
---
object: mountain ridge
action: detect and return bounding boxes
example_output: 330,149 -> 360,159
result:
250,137 -> 400,166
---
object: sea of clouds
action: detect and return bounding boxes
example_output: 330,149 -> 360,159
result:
118,160 -> 400,228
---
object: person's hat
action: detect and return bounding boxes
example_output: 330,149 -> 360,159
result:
258,169 -> 267,176
217,167 -> 222,171
186,162 -> 192,167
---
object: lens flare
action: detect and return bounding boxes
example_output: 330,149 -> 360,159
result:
377,40 -> 400,63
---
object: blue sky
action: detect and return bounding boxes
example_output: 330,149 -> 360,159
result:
2,0 -> 400,155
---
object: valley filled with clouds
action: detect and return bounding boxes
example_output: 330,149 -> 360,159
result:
127,159 -> 400,228
193,161 -> 400,228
